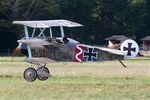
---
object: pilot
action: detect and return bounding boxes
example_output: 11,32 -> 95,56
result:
63,37 -> 69,43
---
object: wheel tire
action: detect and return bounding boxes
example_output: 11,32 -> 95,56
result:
23,67 -> 37,82
37,66 -> 50,81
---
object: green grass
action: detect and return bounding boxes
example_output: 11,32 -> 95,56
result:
0,57 -> 150,100
0,75 -> 150,100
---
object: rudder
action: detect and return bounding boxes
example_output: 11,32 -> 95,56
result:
120,39 -> 139,59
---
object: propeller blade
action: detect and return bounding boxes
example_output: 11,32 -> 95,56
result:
12,47 -> 19,56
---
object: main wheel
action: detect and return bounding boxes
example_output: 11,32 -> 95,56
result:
36,66 -> 50,81
23,67 -> 37,82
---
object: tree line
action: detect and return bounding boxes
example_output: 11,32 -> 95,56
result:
0,0 -> 150,49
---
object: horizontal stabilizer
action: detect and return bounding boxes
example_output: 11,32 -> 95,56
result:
98,47 -> 124,56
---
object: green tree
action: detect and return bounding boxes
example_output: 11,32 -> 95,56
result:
0,0 -> 150,50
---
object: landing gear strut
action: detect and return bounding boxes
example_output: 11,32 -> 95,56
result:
23,66 -> 50,82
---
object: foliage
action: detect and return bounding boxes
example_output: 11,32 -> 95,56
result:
0,0 -> 150,49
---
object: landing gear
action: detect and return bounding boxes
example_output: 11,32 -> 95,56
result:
23,66 -> 50,82
36,66 -> 50,81
23,67 -> 37,82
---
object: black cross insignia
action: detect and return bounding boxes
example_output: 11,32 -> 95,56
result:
123,43 -> 136,56
84,48 -> 97,61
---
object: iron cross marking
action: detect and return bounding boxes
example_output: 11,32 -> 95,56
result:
84,48 -> 97,61
123,43 -> 136,56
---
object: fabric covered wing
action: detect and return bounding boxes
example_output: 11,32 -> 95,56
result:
24,57 -> 56,65
13,20 -> 83,28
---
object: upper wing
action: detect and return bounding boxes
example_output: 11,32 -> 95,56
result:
24,57 -> 56,65
13,20 -> 83,28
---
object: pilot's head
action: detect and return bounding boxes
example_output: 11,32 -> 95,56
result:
63,37 -> 69,43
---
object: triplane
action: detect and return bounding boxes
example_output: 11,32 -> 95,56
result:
13,20 -> 139,82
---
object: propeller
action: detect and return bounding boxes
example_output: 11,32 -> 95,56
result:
12,47 -> 19,56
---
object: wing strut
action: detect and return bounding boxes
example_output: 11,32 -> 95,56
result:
24,26 -> 32,58
118,60 -> 127,68
60,26 -> 65,37
39,28 -> 46,38
49,27 -> 53,38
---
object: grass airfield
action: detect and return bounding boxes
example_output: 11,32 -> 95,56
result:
0,57 -> 150,100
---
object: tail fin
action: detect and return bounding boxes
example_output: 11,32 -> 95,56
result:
120,39 -> 139,59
